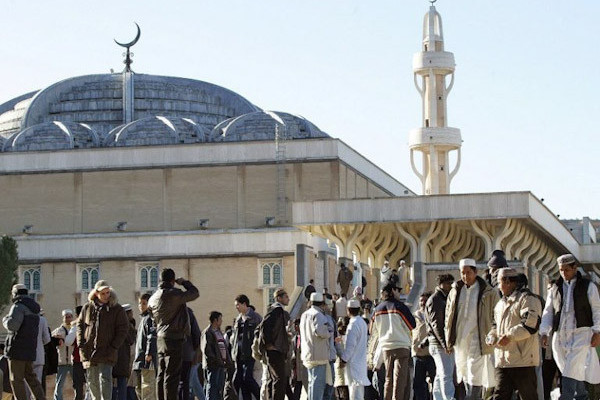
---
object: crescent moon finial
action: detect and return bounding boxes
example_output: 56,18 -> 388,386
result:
114,23 -> 141,48
429,0 -> 437,4
114,23 -> 141,72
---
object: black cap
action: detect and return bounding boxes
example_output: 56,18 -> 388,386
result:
487,249 -> 508,268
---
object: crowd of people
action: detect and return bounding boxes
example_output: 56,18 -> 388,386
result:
1,252 -> 600,400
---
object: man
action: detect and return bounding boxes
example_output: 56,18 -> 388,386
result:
148,268 -> 199,400
70,306 -> 86,400
445,258 -> 499,400
413,291 -> 435,400
398,260 -> 412,295
300,292 -> 332,400
425,274 -> 455,400
305,280 -> 317,300
77,280 -> 129,400
2,283 -> 46,400
112,304 -> 136,400
487,268 -> 542,400
540,254 -> 600,399
52,309 -> 75,400
340,299 -> 370,400
337,263 -> 353,298
335,293 -> 348,323
179,307 -> 201,400
133,293 -> 157,400
369,283 -> 416,400
380,261 -> 392,287
323,297 -> 337,400
34,308 -> 50,392
231,294 -> 262,400
202,311 -> 230,400
487,249 -> 508,288
262,288 -> 291,400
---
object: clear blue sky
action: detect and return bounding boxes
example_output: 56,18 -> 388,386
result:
1,0 -> 598,219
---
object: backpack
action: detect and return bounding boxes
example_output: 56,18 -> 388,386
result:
251,319 -> 266,362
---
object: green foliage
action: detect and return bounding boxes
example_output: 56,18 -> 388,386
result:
0,236 -> 19,313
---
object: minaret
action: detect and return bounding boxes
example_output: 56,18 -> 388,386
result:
409,3 -> 461,195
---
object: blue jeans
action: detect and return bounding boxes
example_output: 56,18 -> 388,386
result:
87,363 -> 113,400
54,365 -> 73,400
414,356 -> 436,400
189,363 -> 205,400
560,376 -> 588,400
307,364 -> 327,400
323,361 -> 334,400
112,376 -> 127,400
430,345 -> 456,400
205,368 -> 225,400
233,359 -> 260,400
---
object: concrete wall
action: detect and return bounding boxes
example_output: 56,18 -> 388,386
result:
0,160 -> 392,236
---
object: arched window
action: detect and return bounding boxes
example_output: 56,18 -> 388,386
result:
78,265 -> 100,291
21,266 -> 42,296
138,264 -> 160,293
259,260 -> 284,313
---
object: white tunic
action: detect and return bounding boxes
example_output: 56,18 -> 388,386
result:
341,315 -> 370,387
540,277 -> 600,384
454,281 -> 495,388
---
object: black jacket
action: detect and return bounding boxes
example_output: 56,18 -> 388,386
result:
202,326 -> 232,371
182,308 -> 201,363
262,304 -> 290,354
133,310 -> 157,370
113,317 -> 136,378
3,296 -> 41,361
231,308 -> 262,361
425,287 -> 448,350
149,280 -> 199,340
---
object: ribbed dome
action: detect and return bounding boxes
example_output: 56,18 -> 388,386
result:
211,111 -> 328,142
0,73 -> 260,140
104,116 -> 210,147
3,121 -> 101,152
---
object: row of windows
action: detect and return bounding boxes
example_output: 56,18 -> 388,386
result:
20,264 -> 161,294
20,260 -> 284,294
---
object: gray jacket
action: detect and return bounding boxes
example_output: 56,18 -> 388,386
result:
2,295 -> 41,361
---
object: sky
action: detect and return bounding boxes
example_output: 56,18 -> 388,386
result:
1,0 -> 598,219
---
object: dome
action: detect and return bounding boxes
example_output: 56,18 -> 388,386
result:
211,111 -> 329,142
104,116 -> 210,147
3,121 -> 101,152
0,73 -> 260,139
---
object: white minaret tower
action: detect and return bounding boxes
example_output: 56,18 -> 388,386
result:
409,3 -> 461,195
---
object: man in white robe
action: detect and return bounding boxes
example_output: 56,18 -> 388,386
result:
540,254 -> 600,400
339,299 -> 370,400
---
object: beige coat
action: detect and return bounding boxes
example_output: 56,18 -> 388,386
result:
445,276 -> 499,356
488,289 -> 542,368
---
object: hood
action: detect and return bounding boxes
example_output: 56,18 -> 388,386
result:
13,295 -> 41,314
87,288 -> 119,307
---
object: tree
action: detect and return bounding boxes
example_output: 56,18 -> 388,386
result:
0,235 -> 19,314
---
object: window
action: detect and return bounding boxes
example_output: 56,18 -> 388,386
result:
137,263 -> 159,294
259,259 -> 283,313
77,264 -> 100,305
20,266 -> 41,300
260,261 -> 282,287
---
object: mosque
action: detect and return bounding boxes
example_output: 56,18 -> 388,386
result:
0,5 -> 598,326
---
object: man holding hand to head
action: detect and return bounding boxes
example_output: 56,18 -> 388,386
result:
149,268 -> 199,400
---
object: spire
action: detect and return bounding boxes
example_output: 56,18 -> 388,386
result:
114,23 -> 141,124
409,4 -> 462,195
